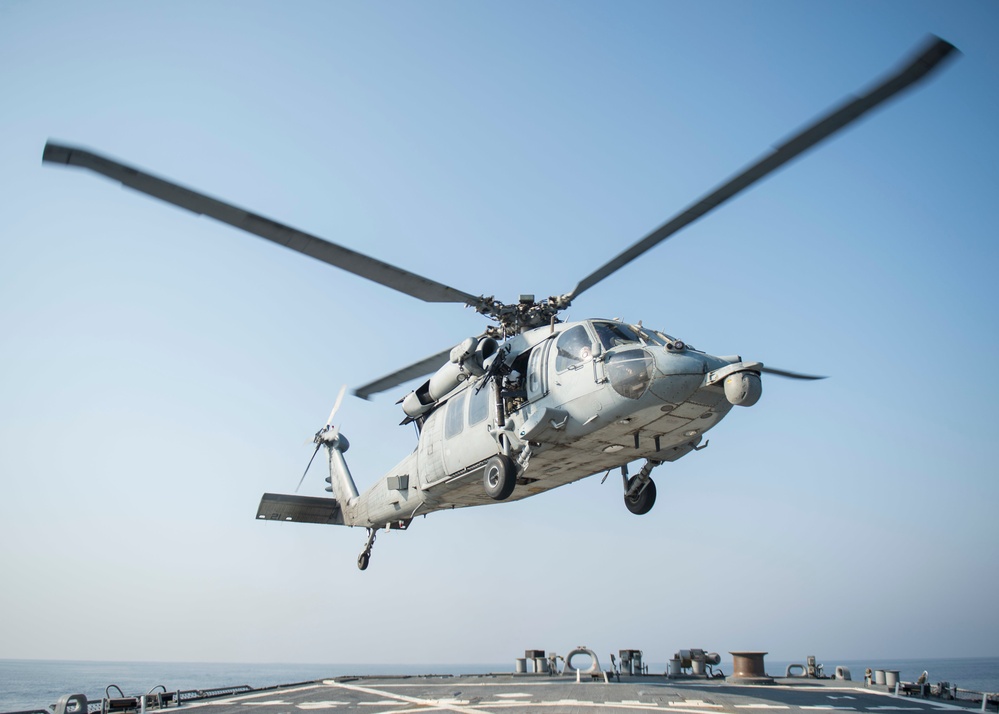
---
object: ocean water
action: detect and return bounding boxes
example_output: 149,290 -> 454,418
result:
1,657 -> 997,713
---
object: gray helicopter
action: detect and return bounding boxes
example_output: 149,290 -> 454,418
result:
43,37 -> 956,570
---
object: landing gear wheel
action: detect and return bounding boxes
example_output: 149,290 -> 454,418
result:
357,552 -> 370,571
483,454 -> 516,501
624,476 -> 657,515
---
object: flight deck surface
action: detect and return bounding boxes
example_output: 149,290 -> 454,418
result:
179,675 -> 982,714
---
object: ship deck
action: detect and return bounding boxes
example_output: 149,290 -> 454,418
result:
177,674 -> 990,714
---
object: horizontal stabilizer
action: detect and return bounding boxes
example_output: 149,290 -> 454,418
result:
256,493 -> 344,525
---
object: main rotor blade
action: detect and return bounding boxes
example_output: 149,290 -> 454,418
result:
354,347 -> 452,400
759,365 -> 826,381
565,36 -> 957,302
42,143 -> 484,307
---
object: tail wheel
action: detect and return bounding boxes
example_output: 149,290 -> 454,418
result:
483,454 -> 516,501
357,552 -> 370,571
624,476 -> 657,515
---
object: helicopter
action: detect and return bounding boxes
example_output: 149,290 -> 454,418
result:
43,36 -> 956,570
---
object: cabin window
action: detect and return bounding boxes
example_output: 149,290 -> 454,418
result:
555,325 -> 594,372
468,383 -> 490,425
444,390 -> 467,439
593,321 -> 643,350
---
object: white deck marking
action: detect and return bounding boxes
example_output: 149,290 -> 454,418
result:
669,701 -> 722,708
183,685 -> 327,708
296,702 -> 351,709
828,697 -> 857,701
734,705 -> 790,709
494,693 -> 531,698
331,681 -> 482,714
325,680 -> 719,713
865,707 -> 925,711
801,707 -> 856,710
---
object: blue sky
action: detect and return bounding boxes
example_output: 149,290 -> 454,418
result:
1,1 -> 997,667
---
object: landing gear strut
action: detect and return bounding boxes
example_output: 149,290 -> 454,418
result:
357,527 -> 377,570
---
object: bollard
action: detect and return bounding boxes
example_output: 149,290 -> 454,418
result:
729,652 -> 774,685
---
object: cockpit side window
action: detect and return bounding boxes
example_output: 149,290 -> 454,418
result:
555,325 -> 594,372
593,321 -> 642,350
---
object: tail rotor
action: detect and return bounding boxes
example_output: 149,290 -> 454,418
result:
296,385 -> 347,493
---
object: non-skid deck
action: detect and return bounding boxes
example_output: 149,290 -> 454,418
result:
178,675 -> 984,714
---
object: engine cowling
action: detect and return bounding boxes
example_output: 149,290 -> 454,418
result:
402,337 -> 499,418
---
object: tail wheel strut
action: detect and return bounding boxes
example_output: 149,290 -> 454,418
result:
357,527 -> 377,571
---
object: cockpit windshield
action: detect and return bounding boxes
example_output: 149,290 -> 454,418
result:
650,329 -> 683,346
592,321 -> 643,350
640,330 -> 667,346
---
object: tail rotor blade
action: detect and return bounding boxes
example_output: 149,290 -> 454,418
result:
326,384 -> 347,440
327,384 -> 347,426
298,385 -> 348,491
296,443 -> 322,493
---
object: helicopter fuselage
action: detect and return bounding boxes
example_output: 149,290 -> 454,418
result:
333,318 -> 761,529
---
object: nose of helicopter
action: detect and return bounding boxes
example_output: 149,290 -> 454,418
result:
647,346 -> 717,404
650,346 -> 763,407
596,344 -> 714,404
